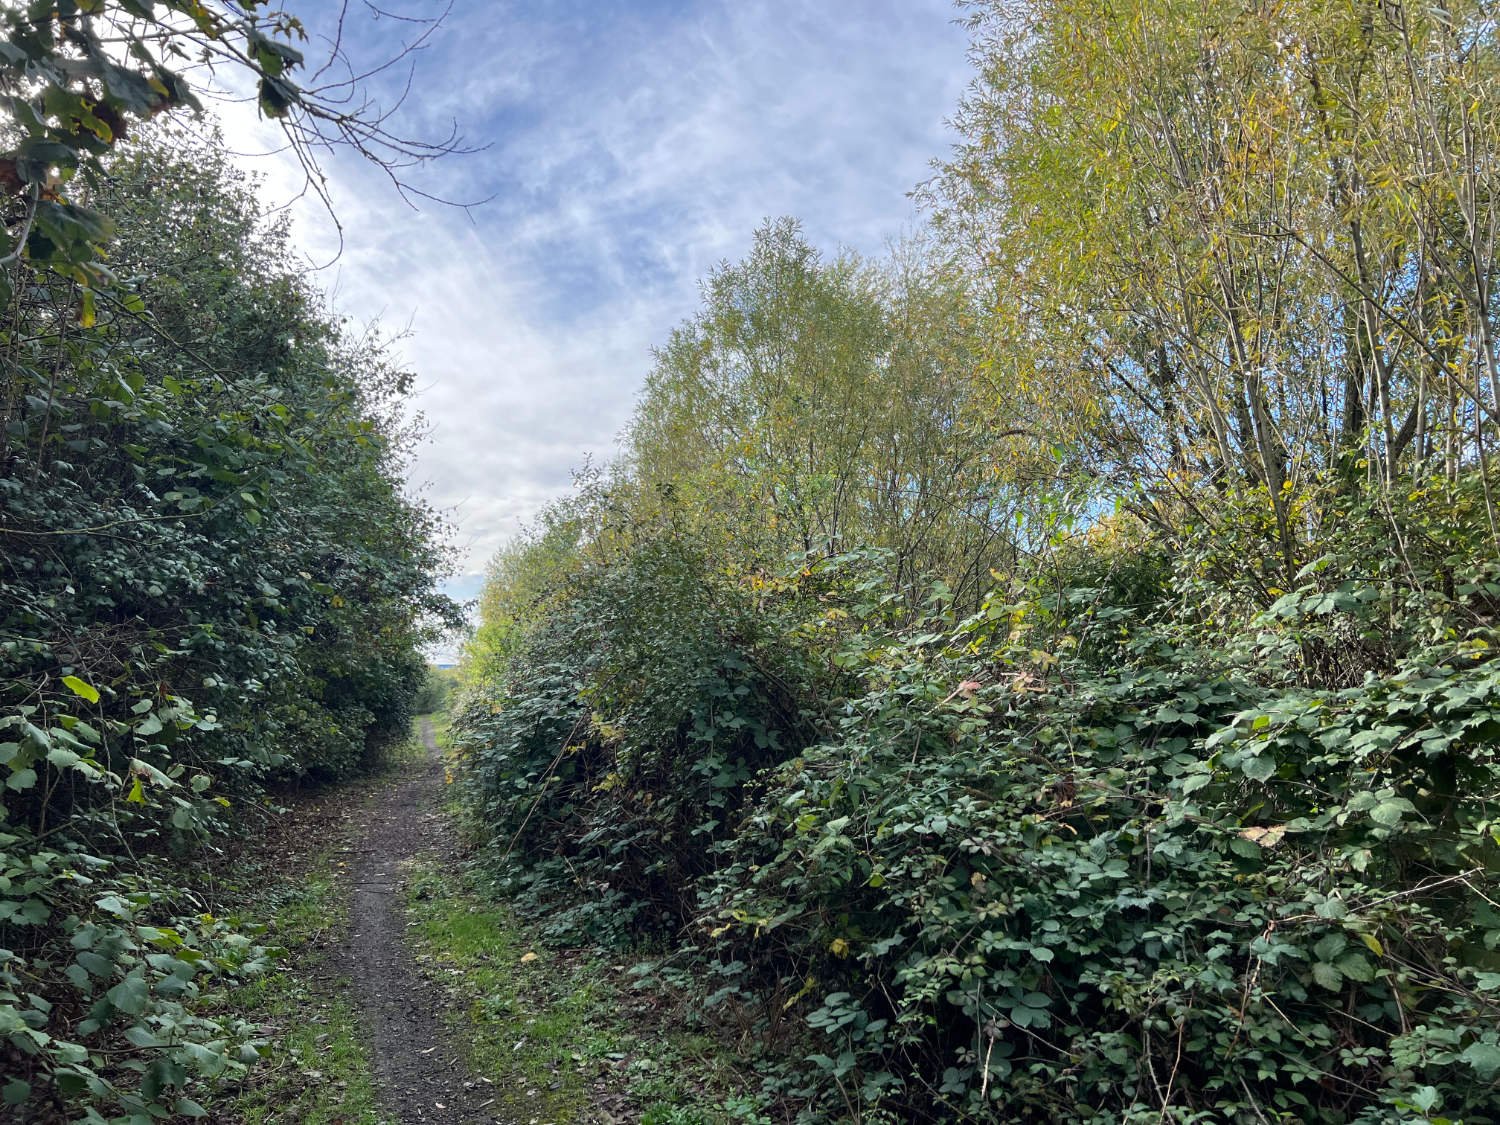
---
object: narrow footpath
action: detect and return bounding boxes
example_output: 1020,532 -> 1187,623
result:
346,721 -> 496,1124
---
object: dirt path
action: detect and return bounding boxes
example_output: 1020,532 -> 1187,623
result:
347,721 -> 497,1124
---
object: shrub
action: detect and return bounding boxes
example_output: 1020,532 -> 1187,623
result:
459,495 -> 1500,1122
456,527 -> 837,938
699,545 -> 1500,1120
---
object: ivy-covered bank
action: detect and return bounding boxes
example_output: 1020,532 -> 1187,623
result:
0,133 -> 454,1120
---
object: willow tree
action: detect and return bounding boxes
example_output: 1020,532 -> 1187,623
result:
937,0 -> 1500,573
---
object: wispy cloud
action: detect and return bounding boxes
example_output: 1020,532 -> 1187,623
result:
215,1 -> 970,604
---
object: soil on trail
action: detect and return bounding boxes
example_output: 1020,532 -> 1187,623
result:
347,721 -> 497,1125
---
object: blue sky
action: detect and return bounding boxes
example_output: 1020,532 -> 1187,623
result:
218,1 -> 972,618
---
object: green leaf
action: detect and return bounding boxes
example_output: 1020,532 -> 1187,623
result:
76,951 -> 113,977
2,1079 -> 30,1106
1336,953 -> 1374,982
125,1025 -> 166,1048
258,75 -> 299,117
61,675 -> 100,704
1369,797 -> 1415,827
1313,933 -> 1346,962
1241,753 -> 1276,782
1229,836 -> 1263,860
106,974 -> 149,1016
1313,897 -> 1347,920
1204,726 -> 1237,749
1460,1040 -> 1500,1080
95,894 -> 134,920
1408,1086 -> 1439,1113
1311,961 -> 1343,991
46,747 -> 82,770
101,61 -> 164,114
1179,772 -> 1211,794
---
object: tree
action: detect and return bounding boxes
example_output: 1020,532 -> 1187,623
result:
935,0 -> 1500,574
628,219 -> 1033,608
0,0 -> 465,301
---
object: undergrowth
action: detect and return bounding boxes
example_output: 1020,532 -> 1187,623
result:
405,851 -> 764,1123
429,711 -> 772,1120
452,481 -> 1500,1123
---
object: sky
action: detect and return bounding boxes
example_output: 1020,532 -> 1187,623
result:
213,1 -> 973,629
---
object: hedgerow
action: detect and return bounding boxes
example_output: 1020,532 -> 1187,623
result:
457,521 -> 838,942
454,483 -> 1500,1122
0,135 -> 453,1120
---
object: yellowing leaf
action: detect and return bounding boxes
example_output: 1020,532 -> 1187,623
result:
62,675 -> 100,704
782,975 -> 817,1010
1238,825 -> 1286,848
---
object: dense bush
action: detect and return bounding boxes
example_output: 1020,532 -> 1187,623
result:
0,135 -> 453,1119
454,485 -> 1500,1122
457,519 -> 836,941
705,549 -> 1500,1121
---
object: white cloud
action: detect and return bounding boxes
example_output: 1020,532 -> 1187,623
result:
210,1 -> 971,600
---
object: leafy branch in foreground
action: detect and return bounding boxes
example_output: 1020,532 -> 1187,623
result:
0,0 -> 472,300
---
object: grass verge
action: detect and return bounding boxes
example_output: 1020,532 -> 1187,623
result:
405,857 -> 767,1123
410,713 -> 769,1121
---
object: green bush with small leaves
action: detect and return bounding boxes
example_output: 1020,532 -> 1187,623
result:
456,518 -> 836,940
0,133 -> 453,1119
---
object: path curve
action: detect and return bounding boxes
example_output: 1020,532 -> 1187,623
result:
347,721 -> 495,1124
